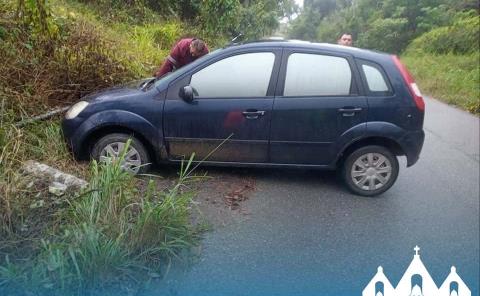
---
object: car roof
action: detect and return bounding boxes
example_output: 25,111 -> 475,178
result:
223,39 -> 392,60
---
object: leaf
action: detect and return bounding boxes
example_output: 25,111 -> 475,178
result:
29,199 -> 45,209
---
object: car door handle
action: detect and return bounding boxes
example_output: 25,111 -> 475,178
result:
338,107 -> 363,117
242,110 -> 265,119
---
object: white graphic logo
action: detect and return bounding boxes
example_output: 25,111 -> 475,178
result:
362,246 -> 471,296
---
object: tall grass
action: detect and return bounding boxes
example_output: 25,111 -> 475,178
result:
402,52 -> 480,114
402,10 -> 480,115
0,0 -> 187,116
0,143 -> 202,295
0,119 -> 87,269
0,125 -> 22,236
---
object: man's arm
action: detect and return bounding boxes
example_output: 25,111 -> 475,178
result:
154,42 -> 182,78
154,58 -> 174,78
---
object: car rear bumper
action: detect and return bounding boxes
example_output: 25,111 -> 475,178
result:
399,130 -> 425,167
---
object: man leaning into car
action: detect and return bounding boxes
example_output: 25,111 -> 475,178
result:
154,38 -> 209,78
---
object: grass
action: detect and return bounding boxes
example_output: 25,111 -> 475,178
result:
0,119 -> 88,264
0,0 -> 188,117
402,52 -> 480,115
0,142 -> 203,295
54,0 -> 191,77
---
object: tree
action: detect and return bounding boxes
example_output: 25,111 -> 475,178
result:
200,0 -> 297,40
291,0 -> 477,52
289,0 -> 341,40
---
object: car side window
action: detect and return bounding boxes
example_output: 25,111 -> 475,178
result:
283,53 -> 353,96
190,52 -> 275,98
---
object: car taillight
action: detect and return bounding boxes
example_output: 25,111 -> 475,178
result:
392,55 -> 425,112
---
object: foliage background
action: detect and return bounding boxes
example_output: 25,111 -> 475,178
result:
289,0 -> 479,53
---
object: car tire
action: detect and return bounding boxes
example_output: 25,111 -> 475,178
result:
91,133 -> 151,174
342,145 -> 399,197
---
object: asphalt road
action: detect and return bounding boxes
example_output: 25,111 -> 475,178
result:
154,97 -> 479,296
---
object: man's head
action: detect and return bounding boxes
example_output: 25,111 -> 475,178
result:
338,33 -> 353,46
190,39 -> 207,57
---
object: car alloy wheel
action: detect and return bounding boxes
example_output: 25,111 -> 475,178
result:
91,133 -> 150,174
351,152 -> 392,191
343,145 -> 399,196
99,142 -> 143,174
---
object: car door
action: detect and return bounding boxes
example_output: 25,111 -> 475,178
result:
269,49 -> 367,165
164,49 -> 281,163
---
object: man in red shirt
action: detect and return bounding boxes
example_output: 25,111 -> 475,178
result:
154,38 -> 209,78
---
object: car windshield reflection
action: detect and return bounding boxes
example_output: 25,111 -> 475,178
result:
153,49 -> 221,88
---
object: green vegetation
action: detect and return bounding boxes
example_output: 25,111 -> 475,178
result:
289,0 -> 478,53
402,11 -> 479,114
0,117 -> 203,295
402,53 -> 479,114
1,142 -> 203,295
406,10 -> 479,55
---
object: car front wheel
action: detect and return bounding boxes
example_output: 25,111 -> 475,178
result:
343,145 -> 399,196
91,133 -> 150,174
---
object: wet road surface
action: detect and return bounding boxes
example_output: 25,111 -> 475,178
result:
154,97 -> 479,296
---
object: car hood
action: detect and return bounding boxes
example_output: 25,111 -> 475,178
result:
82,78 -> 155,103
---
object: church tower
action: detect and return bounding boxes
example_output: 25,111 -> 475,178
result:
362,266 -> 396,296
395,246 -> 438,296
438,266 -> 471,296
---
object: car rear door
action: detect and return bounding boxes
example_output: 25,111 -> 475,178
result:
269,49 -> 367,166
163,49 -> 281,163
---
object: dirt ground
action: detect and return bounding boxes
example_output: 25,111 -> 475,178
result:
149,165 -> 257,229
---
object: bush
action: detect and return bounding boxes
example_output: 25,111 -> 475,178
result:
402,53 -> 480,114
152,22 -> 182,48
356,17 -> 409,53
0,13 -> 137,116
406,10 -> 480,55
200,0 -> 240,37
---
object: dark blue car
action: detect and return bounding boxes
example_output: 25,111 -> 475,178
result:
62,40 -> 425,196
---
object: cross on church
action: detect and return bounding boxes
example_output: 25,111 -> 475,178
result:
414,245 -> 420,255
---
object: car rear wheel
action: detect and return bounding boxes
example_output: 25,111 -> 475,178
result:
91,133 -> 150,174
343,145 -> 399,196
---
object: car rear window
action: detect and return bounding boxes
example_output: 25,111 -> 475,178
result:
362,64 -> 389,92
357,60 -> 393,96
283,53 -> 353,96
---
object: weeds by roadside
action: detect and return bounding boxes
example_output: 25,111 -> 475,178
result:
0,0 -> 190,118
0,143 -> 203,296
402,53 -> 480,114
0,116 -> 86,261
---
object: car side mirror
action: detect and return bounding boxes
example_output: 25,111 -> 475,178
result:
179,85 -> 195,103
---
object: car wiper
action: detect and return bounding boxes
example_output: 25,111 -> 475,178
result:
139,77 -> 156,91
227,33 -> 244,47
